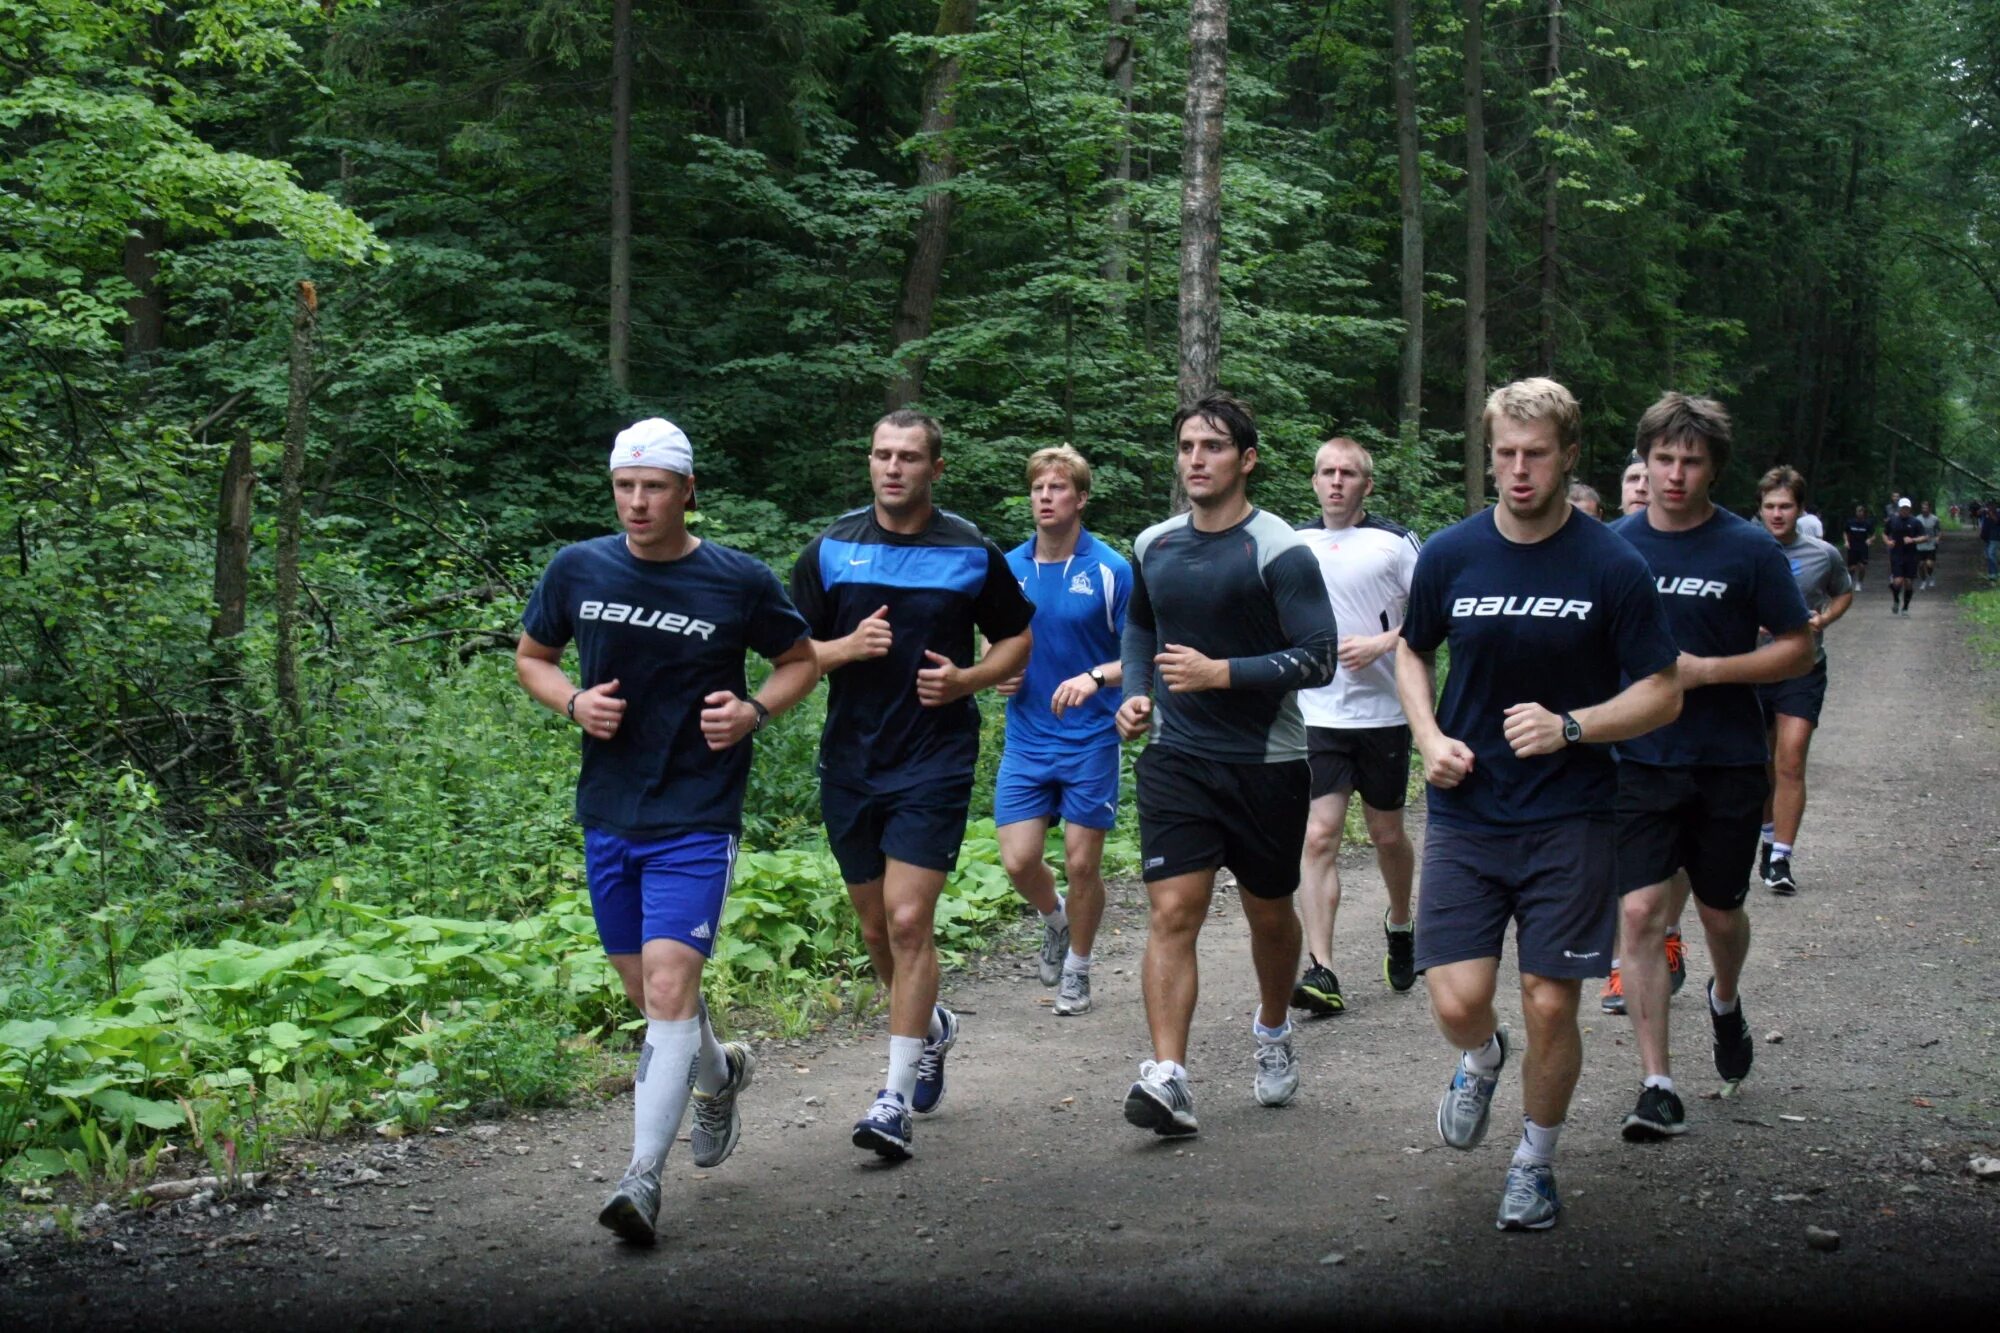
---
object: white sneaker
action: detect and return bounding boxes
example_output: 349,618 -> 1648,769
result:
1053,968 -> 1092,1015
1123,1060 -> 1197,1135
1253,1035 -> 1300,1107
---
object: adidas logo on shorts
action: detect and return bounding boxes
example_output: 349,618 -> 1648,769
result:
691,921 -> 712,940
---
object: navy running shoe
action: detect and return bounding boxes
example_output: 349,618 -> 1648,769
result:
851,1090 -> 912,1161
911,1003 -> 958,1115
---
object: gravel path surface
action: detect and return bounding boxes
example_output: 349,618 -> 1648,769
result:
7,534 -> 1999,1330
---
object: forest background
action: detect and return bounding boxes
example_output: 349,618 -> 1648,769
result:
5,0 -> 2000,1179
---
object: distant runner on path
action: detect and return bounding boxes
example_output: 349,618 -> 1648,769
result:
1396,378 -> 1681,1231
1916,500 -> 1941,590
1290,436 -> 1422,1015
1885,497 -> 1924,615
1844,504 -> 1875,593
1117,392 -> 1338,1137
515,418 -> 819,1246
1754,466 -> 1854,897
992,445 -> 1130,1017
790,410 -> 1036,1163
1610,394 -> 1812,1142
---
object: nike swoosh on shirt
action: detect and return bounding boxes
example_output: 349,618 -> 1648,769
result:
848,558 -> 870,566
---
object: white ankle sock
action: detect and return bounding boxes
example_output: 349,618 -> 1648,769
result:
1512,1117 -> 1562,1166
1149,1058 -> 1187,1082
886,1035 -> 924,1102
1709,987 -> 1739,1016
1042,895 -> 1067,929
926,1004 -> 945,1043
631,1017 -> 700,1173
1644,1073 -> 1675,1093
1772,841 -> 1793,859
1064,949 -> 1091,975
1462,1031 -> 1504,1074
1760,823 -> 1775,844
1253,1017 -> 1292,1043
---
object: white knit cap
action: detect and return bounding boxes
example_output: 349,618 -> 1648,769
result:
609,418 -> 693,475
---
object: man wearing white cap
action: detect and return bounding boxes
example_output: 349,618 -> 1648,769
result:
516,418 -> 820,1245
1884,496 -> 1924,614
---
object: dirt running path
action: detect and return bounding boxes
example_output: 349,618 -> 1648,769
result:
8,536 -> 2000,1330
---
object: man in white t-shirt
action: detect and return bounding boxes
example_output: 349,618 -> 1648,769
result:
1289,437 -> 1423,1013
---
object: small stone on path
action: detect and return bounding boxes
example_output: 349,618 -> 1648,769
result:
1805,1226 -> 1841,1252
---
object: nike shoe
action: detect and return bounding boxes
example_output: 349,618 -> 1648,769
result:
1664,931 -> 1687,996
1437,1028 -> 1509,1149
1253,1035 -> 1300,1107
911,1003 -> 958,1115
1384,914 -> 1417,993
1291,960 -> 1345,1016
1053,968 -> 1092,1016
1766,855 -> 1797,896
1124,1060 -> 1198,1136
688,1041 -> 754,1169
1038,917 -> 1070,987
1710,981 -> 1754,1086
1599,966 -> 1626,1015
597,1158 -> 662,1245
851,1090 -> 913,1161
1620,1084 -> 1688,1141
1495,1161 -> 1561,1231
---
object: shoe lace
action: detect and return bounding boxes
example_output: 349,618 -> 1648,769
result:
1255,1041 -> 1293,1077
915,1046 -> 944,1084
1042,924 -> 1067,967
1664,935 -> 1686,969
1503,1164 -> 1550,1212
1058,971 -> 1086,1001
1604,969 -> 1624,997
864,1096 -> 904,1127
692,1087 -> 729,1135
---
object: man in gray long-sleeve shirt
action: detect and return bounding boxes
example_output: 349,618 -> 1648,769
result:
1113,392 -> 1338,1137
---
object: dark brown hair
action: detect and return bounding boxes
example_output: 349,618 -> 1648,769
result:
1757,464 -> 1807,510
1635,392 -> 1733,476
874,409 -> 943,460
1171,392 -> 1258,456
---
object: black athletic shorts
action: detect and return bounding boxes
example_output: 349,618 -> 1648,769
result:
1134,746 -> 1310,899
1614,763 -> 1769,911
1845,546 -> 1868,566
1890,549 -> 1921,579
820,777 -> 973,885
1306,725 -> 1412,810
1415,816 -> 1618,979
1757,659 -> 1829,728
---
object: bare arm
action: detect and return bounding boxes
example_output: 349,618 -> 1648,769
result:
1679,627 -> 1813,689
1500,663 -> 1682,757
917,628 -> 1034,708
1395,641 -> 1476,788
516,633 -> 625,740
1813,591 -> 1854,632
810,605 -> 893,673
698,639 -> 821,750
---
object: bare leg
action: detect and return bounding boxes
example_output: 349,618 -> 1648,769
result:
1362,803 -> 1415,926
1061,824 -> 1110,958
1621,881 -> 1676,1079
846,874 -> 894,993
1699,901 -> 1751,1007
1140,869 -> 1215,1064
1771,714 -> 1815,846
996,818 -> 1060,915
1295,790 -> 1350,963
880,860 -> 947,1039
1237,889 -> 1303,1029
1425,956 -> 1501,1051
1518,973 -> 1584,1126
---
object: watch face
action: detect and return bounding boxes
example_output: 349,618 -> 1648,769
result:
1564,717 -> 1582,742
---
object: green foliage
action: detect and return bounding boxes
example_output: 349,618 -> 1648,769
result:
1962,586 -> 2000,669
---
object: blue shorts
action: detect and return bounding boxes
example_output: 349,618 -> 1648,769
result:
1414,816 -> 1618,980
1757,659 -> 1828,728
821,778 -> 973,885
583,828 -> 738,958
993,742 -> 1121,831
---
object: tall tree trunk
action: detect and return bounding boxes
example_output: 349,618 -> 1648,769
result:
886,0 -> 982,411
608,0 -> 634,394
211,424 -> 256,644
1102,0 -> 1138,284
1461,0 -> 1488,514
1177,0 -> 1228,408
1392,0 -> 1423,449
122,221 -> 165,362
1537,0 -> 1562,375
275,282 -> 316,734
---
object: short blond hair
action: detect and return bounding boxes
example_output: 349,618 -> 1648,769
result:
1483,378 -> 1582,454
1316,436 -> 1375,479
1025,444 -> 1092,495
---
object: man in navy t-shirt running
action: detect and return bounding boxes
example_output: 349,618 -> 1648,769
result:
992,446 -> 1130,1017
790,410 -> 1035,1161
1609,394 -> 1812,1142
517,419 -> 819,1245
1884,497 -> 1925,614
1843,504 -> 1875,592
1396,378 -> 1682,1231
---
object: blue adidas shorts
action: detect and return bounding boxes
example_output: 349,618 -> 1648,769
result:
583,828 -> 737,958
993,741 -> 1121,831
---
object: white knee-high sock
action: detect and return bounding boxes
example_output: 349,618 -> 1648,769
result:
631,1017 -> 701,1172
693,999 -> 729,1094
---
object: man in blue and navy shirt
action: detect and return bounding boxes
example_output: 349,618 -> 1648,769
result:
517,418 -> 819,1246
1609,393 -> 1812,1143
790,410 -> 1035,1163
992,445 -> 1131,1019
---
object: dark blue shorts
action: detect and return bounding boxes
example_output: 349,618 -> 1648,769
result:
1414,816 -> 1618,979
993,741 -> 1121,831
583,828 -> 738,957
821,777 -> 973,885
1757,659 -> 1828,728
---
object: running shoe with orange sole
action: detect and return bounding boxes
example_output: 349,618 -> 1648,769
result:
1599,966 -> 1626,1015
1664,931 -> 1687,996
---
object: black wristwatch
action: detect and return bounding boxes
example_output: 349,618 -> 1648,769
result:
1561,712 -> 1583,745
748,697 -> 770,732
1087,667 -> 1107,688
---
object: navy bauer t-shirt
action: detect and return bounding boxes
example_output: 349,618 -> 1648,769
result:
1401,508 -> 1679,827
1610,508 -> 1809,768
522,535 -> 810,839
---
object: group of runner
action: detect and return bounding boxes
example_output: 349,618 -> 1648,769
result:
515,375 -> 1886,1243
1845,494 -> 1943,607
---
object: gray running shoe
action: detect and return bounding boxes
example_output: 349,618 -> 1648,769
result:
1437,1026 -> 1510,1149
1495,1160 -> 1561,1230
597,1158 -> 662,1245
1123,1060 -> 1198,1136
1253,1035 -> 1300,1107
688,1041 -> 755,1168
1053,968 -> 1092,1016
1038,918 -> 1070,987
